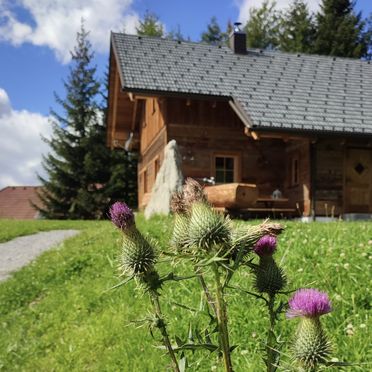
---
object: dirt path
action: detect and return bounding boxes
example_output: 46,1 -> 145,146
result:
0,230 -> 79,281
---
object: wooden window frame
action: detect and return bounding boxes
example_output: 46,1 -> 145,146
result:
211,152 -> 241,184
291,153 -> 300,186
143,169 -> 148,194
154,156 -> 161,182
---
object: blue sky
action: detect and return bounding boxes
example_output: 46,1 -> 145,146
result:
0,0 -> 371,188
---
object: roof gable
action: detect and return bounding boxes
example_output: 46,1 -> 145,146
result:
112,33 -> 372,135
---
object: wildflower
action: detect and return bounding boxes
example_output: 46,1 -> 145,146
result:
253,235 -> 285,295
288,288 -> 332,370
287,288 -> 332,318
109,202 -> 135,231
253,235 -> 277,256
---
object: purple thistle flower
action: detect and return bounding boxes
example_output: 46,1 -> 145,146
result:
287,288 -> 332,318
254,235 -> 277,256
109,202 -> 135,230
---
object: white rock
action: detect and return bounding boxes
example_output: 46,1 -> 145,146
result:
144,140 -> 183,219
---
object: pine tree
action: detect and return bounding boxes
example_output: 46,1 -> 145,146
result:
279,0 -> 316,53
313,0 -> 368,58
37,23 -> 113,219
136,11 -> 164,37
245,0 -> 280,49
201,17 -> 230,45
167,25 -> 186,41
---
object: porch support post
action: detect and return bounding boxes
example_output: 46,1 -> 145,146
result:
310,141 -> 317,221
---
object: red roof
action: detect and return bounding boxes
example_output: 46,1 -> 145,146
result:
0,186 -> 43,219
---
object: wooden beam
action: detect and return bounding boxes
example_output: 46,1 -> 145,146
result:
131,99 -> 138,131
229,99 -> 253,128
128,92 -> 135,102
251,131 -> 260,140
110,71 -> 119,149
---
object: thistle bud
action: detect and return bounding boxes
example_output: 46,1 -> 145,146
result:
120,230 -> 157,276
187,201 -> 231,252
288,289 -> 332,370
109,202 -> 135,231
253,235 -> 286,295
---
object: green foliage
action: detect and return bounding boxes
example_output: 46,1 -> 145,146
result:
0,219 -> 371,370
201,17 -> 231,45
279,0 -> 316,53
36,24 -> 108,219
37,24 -> 137,219
136,11 -> 164,37
313,0 -> 369,58
245,0 -> 280,49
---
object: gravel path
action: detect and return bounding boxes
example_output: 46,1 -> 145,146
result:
0,230 -> 80,281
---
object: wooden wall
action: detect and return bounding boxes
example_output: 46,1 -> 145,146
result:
283,139 -> 311,216
166,97 -> 300,211
106,50 -> 136,149
138,98 -> 167,208
314,139 -> 344,216
314,138 -> 372,216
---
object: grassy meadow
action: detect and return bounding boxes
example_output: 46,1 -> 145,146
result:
0,216 -> 371,371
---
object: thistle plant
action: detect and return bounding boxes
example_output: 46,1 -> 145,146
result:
109,180 -> 349,372
287,288 -> 332,371
109,202 -> 180,372
244,235 -> 286,372
169,179 -> 285,372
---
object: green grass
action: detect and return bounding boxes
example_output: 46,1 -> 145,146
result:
0,219 -> 94,243
0,216 -> 371,371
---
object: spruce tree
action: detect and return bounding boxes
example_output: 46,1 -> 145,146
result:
245,0 -> 280,49
136,11 -> 164,37
279,0 -> 316,53
201,17 -> 227,45
37,23 -> 112,219
313,0 -> 368,58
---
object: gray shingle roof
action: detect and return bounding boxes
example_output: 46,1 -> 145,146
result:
112,32 -> 372,135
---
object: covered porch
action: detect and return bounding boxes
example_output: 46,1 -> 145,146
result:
200,134 -> 372,218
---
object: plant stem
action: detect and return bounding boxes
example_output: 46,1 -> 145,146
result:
266,294 -> 278,372
212,263 -> 234,372
150,291 -> 180,372
197,270 -> 217,314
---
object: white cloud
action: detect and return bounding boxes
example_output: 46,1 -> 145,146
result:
0,0 -> 139,63
0,88 -> 52,189
236,0 -> 321,24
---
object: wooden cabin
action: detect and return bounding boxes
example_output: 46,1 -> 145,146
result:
106,30 -> 372,218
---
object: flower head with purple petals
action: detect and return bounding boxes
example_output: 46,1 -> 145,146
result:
109,202 -> 135,231
287,288 -> 332,318
254,235 -> 277,256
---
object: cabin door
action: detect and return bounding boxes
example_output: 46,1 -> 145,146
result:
344,148 -> 372,213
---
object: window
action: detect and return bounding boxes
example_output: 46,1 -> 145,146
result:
291,155 -> 299,185
143,170 -> 148,193
215,156 -> 235,183
154,158 -> 160,180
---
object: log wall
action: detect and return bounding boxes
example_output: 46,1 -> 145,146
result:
284,139 -> 311,216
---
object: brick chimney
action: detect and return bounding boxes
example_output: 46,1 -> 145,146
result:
229,22 -> 246,54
